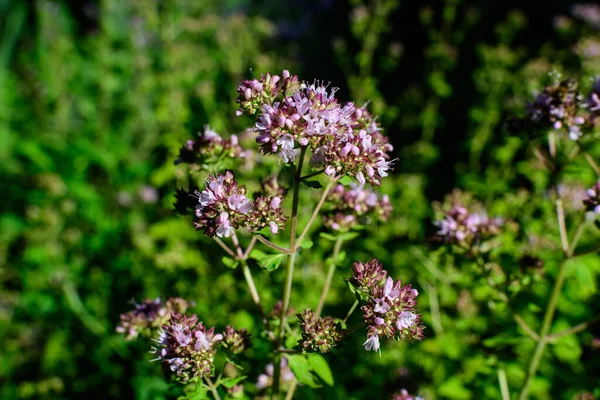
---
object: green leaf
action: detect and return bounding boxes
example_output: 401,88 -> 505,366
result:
301,180 -> 323,189
319,232 -> 338,241
221,256 -> 239,269
257,253 -> 286,271
179,385 -> 209,400
300,239 -> 313,249
220,376 -> 247,389
307,354 -> 334,386
338,175 -> 354,186
286,355 -> 320,388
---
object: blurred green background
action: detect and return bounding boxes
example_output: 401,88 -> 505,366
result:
1,0 -> 600,398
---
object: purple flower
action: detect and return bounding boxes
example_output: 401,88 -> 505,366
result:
433,201 -> 502,248
116,297 -> 192,341
151,314 -> 223,383
175,125 -> 246,166
323,183 -> 392,232
191,171 -> 287,238
391,389 -> 424,400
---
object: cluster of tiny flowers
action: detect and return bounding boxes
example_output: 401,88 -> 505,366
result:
323,183 -> 392,232
221,326 -> 251,355
348,259 -> 387,300
256,357 -> 295,390
116,297 -> 191,341
175,125 -> 246,165
571,3 -> 600,28
362,275 -> 425,353
192,171 -> 286,237
391,389 -> 424,400
583,181 -> 600,213
526,78 -> 586,140
297,309 -> 345,353
512,77 -> 600,140
236,70 -> 301,116
236,70 -> 394,186
433,205 -> 502,248
348,259 -> 424,353
151,314 -> 223,383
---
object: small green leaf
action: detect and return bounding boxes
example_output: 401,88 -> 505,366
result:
338,175 -> 354,185
319,232 -> 338,241
300,239 -> 313,249
257,253 -> 286,271
220,376 -> 247,389
221,257 -> 239,269
301,180 -> 323,189
286,355 -> 320,388
307,354 -> 334,386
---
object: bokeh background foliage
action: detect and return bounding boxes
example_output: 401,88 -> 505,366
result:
1,0 -> 599,398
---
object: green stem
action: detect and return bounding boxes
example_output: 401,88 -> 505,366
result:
342,300 -> 359,325
256,235 -> 294,254
498,369 -> 510,400
272,148 -> 306,399
285,380 -> 298,400
205,377 -> 222,400
517,259 -> 568,400
295,177 -> 337,249
316,238 -> 344,317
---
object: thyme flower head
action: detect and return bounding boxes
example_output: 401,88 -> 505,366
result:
151,313 -> 223,383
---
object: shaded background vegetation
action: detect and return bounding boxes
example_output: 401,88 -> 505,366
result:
1,0 -> 599,398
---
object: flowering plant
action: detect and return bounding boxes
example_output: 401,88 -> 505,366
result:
117,71 -> 424,399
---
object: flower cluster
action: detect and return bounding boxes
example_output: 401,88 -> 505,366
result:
116,297 -> 191,341
187,171 -> 286,237
256,357 -> 296,390
175,125 -> 246,166
362,275 -> 425,353
526,78 -> 585,140
323,183 -> 392,232
583,181 -> 600,213
571,3 -> 600,28
433,204 -> 502,248
348,259 -> 388,300
510,77 -> 600,140
222,326 -> 251,355
348,259 -> 425,353
391,389 -> 424,400
236,70 -> 300,116
151,314 -> 223,383
297,309 -> 345,353
237,70 -> 394,186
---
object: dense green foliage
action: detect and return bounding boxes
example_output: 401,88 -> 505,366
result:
1,0 -> 600,399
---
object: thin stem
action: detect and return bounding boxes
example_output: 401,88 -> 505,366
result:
299,169 -> 325,181
284,380 -> 298,400
427,282 -> 443,335
556,199 -> 569,254
342,300 -> 359,325
241,259 -> 273,337
585,152 -> 600,177
567,214 -> 587,257
273,148 -> 306,399
243,236 -> 258,259
295,177 -> 337,249
256,235 -> 294,255
316,238 -> 344,317
498,369 -> 510,400
205,377 -> 222,400
547,315 -> 600,341
214,237 -> 236,258
517,259 -> 569,400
